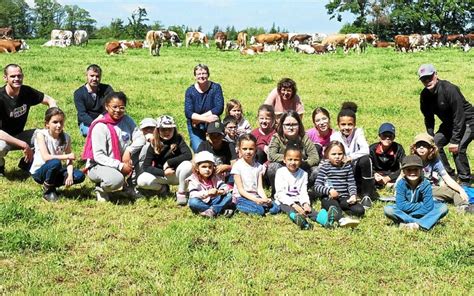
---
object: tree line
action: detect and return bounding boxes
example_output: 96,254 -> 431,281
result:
0,0 -> 471,41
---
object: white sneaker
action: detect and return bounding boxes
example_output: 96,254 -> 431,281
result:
338,217 -> 360,228
94,187 -> 109,202
399,222 -> 419,230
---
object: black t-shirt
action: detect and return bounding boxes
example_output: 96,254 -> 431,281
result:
197,140 -> 237,165
0,85 -> 44,135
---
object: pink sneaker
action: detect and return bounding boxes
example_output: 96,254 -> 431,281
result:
176,191 -> 188,206
200,208 -> 216,218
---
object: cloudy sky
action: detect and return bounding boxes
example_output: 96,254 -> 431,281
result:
25,0 -> 354,34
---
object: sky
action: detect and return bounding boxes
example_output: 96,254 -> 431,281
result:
25,0 -> 355,34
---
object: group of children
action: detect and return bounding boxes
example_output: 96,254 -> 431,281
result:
28,95 -> 473,232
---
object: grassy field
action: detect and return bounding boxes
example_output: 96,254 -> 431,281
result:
0,40 -> 473,294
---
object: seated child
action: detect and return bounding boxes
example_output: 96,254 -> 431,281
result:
223,115 -> 238,144
275,144 -> 337,230
369,122 -> 405,189
384,155 -> 449,230
306,107 -> 333,159
226,98 -> 251,136
314,141 -> 363,227
187,151 -> 234,218
251,104 -> 276,165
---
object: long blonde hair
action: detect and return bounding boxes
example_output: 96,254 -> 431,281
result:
150,127 -> 178,155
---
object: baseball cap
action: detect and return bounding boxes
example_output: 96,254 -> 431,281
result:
139,118 -> 157,129
418,64 -> 436,79
194,151 -> 215,164
207,121 -> 225,135
401,155 -> 423,169
378,122 -> 396,136
413,133 -> 435,147
156,115 -> 176,128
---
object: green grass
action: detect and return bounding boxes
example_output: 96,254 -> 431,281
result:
0,39 -> 473,294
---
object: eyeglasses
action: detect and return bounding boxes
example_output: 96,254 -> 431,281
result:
109,105 -> 126,112
283,123 -> 299,129
420,74 -> 434,83
226,126 -> 237,130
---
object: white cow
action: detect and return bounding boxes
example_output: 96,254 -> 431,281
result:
50,29 -> 73,47
185,32 -> 209,48
74,30 -> 88,46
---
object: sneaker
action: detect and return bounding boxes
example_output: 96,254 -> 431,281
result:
464,204 -> 474,214
123,186 -> 144,199
158,184 -> 170,196
222,209 -> 235,218
338,217 -> 360,228
200,208 -> 216,218
326,206 -> 338,228
0,166 -> 4,177
399,222 -> 419,230
94,187 -> 109,202
43,190 -> 59,202
294,214 -> 313,230
176,191 -> 188,206
360,196 -> 373,209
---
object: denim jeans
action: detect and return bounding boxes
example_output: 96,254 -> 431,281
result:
384,202 -> 449,230
79,122 -> 89,137
236,196 -> 280,216
187,123 -> 206,152
32,159 -> 85,187
188,192 -> 233,214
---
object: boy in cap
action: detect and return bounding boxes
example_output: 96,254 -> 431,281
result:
369,122 -> 405,189
418,63 -> 474,186
384,155 -> 448,230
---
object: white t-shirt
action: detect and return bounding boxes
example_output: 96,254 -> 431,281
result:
230,158 -> 264,198
30,129 -> 71,174
274,166 -> 310,206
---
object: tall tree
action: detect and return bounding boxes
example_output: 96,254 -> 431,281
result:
326,0 -> 371,27
63,5 -> 96,32
0,0 -> 33,38
126,7 -> 149,38
109,18 -> 125,39
33,0 -> 64,38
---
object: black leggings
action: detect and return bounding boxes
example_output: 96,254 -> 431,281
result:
353,154 -> 375,197
321,196 -> 365,221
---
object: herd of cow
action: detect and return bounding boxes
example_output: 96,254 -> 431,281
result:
0,25 -> 472,55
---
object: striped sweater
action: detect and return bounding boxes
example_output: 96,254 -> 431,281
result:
314,160 -> 357,198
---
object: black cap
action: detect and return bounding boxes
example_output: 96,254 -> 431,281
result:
401,155 -> 423,169
207,121 -> 225,135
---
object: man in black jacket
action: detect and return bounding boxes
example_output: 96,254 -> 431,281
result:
73,64 -> 113,137
418,64 -> 474,185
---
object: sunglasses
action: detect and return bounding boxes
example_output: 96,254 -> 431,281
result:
420,74 -> 434,83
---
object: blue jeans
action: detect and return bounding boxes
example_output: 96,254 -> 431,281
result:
384,202 -> 449,230
236,196 -> 280,216
187,123 -> 206,152
32,159 -> 85,187
79,122 -> 89,137
188,192 -> 233,214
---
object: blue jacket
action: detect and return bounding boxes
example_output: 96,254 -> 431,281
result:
395,177 -> 434,216
184,82 -> 224,128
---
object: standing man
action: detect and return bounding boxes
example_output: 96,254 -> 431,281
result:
418,64 -> 474,186
0,64 -> 57,176
73,64 -> 113,137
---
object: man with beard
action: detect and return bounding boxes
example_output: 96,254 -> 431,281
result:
73,64 -> 114,137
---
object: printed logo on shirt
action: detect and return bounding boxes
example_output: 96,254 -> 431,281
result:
11,104 -> 27,118
121,133 -> 130,142
287,185 -> 300,196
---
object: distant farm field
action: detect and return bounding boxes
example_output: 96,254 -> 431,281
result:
0,39 -> 473,294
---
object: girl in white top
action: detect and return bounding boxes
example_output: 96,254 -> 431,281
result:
226,99 -> 251,136
330,102 -> 375,206
30,107 -> 85,202
231,134 -> 280,216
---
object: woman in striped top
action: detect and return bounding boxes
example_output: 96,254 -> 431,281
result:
314,141 -> 364,226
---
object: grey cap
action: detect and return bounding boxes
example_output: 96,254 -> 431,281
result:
401,155 -> 423,169
139,118 -> 157,129
418,64 -> 436,79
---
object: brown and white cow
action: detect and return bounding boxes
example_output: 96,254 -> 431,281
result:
294,43 -> 315,54
185,32 -> 209,48
237,32 -> 247,48
74,30 -> 88,46
289,34 -> 312,47
161,30 -> 181,47
146,30 -> 164,56
444,34 -> 466,47
321,34 -> 346,49
250,33 -> 284,45
214,32 -> 227,50
50,29 -> 73,47
240,45 -> 264,55
343,37 -> 362,54
374,41 -> 393,48
119,40 -> 144,49
394,35 -> 411,52
311,44 -> 330,54
0,39 -> 28,53
0,27 -> 13,39
105,41 -> 124,55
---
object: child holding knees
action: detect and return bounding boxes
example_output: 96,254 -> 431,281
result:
275,143 -> 337,230
226,98 -> 251,136
410,133 -> 470,213
136,115 -> 193,205
314,141 -> 363,228
187,151 -> 234,218
330,102 -> 375,208
384,155 -> 448,230
369,122 -> 405,189
267,110 -> 319,195
232,134 -> 280,216
223,115 -> 238,144
83,91 -> 138,202
30,107 -> 85,202
251,104 -> 276,165
306,107 -> 333,158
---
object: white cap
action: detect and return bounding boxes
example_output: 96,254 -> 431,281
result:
156,115 -> 176,128
139,118 -> 157,129
194,151 -> 215,164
